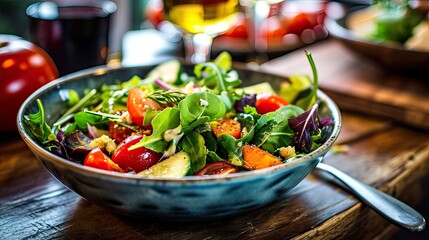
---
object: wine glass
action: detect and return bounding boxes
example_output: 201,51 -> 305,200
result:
162,0 -> 240,63
240,0 -> 284,64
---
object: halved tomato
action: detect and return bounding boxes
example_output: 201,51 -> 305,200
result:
84,148 -> 123,172
127,88 -> 162,126
111,135 -> 162,173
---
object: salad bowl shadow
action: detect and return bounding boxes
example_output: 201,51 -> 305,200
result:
17,63 -> 341,221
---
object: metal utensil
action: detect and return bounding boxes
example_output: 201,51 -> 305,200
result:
315,162 -> 426,232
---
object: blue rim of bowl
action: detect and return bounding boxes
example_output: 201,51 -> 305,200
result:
17,64 -> 342,184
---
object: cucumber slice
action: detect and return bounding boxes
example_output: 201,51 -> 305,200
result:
146,59 -> 182,84
138,151 -> 190,178
243,82 -> 275,95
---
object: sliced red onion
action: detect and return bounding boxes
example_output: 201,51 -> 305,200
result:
154,79 -> 175,90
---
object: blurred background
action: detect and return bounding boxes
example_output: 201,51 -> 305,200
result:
0,0 -> 373,66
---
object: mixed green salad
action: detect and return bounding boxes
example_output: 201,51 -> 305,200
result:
24,52 -> 333,178
370,0 -> 426,44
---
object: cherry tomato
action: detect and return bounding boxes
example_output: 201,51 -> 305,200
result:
127,88 -> 162,127
111,135 -> 162,173
194,161 -> 238,176
84,148 -> 123,172
256,93 -> 288,114
211,118 -> 241,139
0,35 -> 58,132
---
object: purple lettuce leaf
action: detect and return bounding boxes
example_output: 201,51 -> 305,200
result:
234,94 -> 256,113
288,104 -> 319,152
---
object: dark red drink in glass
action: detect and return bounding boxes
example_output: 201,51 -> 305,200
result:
26,1 -> 116,76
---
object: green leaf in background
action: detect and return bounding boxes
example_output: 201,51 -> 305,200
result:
213,51 -> 233,70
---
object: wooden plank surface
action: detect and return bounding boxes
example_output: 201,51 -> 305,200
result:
261,39 -> 429,130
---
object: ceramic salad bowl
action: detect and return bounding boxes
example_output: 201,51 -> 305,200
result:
17,63 -> 341,221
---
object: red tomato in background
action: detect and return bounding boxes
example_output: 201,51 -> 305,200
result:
256,93 -> 288,114
280,1 -> 327,36
282,12 -> 316,35
0,35 -> 58,132
145,0 -> 165,27
220,12 -> 248,39
261,15 -> 287,41
111,135 -> 162,173
127,88 -> 162,127
84,148 -> 123,172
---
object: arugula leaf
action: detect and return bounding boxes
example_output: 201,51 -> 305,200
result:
295,51 -> 318,110
23,99 -> 57,147
53,88 -> 98,131
193,61 -> 241,111
74,111 -> 106,130
129,108 -> 181,152
288,104 -> 319,152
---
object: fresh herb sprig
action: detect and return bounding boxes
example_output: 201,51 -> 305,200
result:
146,90 -> 187,108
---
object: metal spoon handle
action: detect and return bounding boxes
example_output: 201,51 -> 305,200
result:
316,162 -> 426,232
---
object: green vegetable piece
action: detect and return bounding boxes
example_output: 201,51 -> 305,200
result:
295,51 -> 318,110
138,151 -> 191,178
216,134 -> 244,166
67,89 -> 80,106
243,82 -> 276,95
213,51 -> 233,70
180,131 -> 207,173
179,92 -> 226,131
129,108 -> 181,152
193,61 -> 241,111
121,75 -> 143,90
146,59 -> 182,84
53,88 -> 97,130
74,111 -> 105,130
142,108 -> 159,127
279,75 -> 312,103
261,105 -> 304,153
23,99 -> 57,147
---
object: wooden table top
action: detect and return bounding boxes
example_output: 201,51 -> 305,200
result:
1,39 -> 429,239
